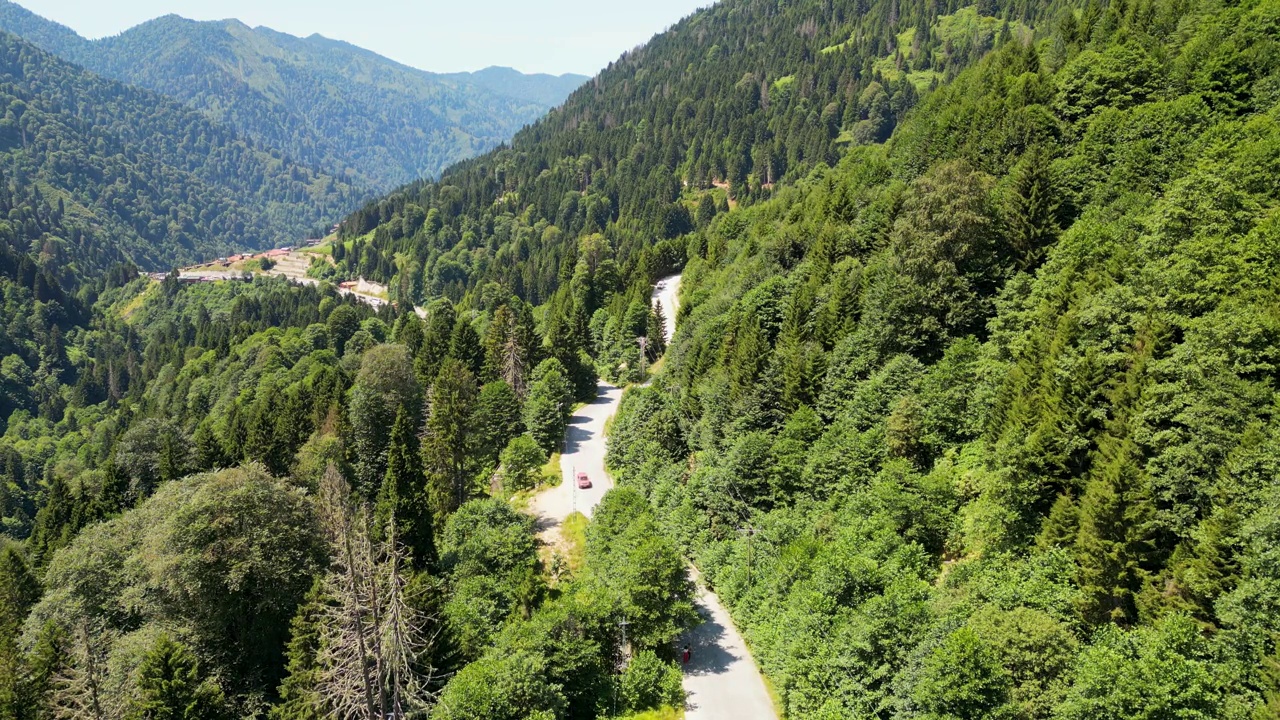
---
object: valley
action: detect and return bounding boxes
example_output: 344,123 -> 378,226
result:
1,0 -> 1278,717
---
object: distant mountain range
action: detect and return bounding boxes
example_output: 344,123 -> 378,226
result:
0,30 -> 359,273
0,1 -> 587,192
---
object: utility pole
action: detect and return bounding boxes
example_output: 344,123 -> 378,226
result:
613,617 -> 631,718
636,336 -> 648,378
737,525 -> 758,587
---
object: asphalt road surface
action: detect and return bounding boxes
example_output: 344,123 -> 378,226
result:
652,273 -> 681,343
528,272 -> 777,720
527,381 -> 623,537
683,569 -> 779,720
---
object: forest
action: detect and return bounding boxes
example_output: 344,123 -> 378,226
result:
329,0 -> 1036,308
0,1 -> 588,192
0,0 -> 1277,714
0,30 -> 359,273
608,0 -> 1280,716
0,266 -> 691,718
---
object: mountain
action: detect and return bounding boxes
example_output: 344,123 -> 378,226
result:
335,0 -> 1031,307
605,2 -> 1280,720
0,1 -> 588,191
0,30 -> 357,275
2,0 -> 1279,716
443,65 -> 591,107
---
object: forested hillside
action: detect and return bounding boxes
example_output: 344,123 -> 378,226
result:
1,0 -> 1278,713
328,0 -> 1052,396
609,0 -> 1280,716
334,0 -> 1040,308
0,1 -> 588,191
0,263 -> 693,717
0,30 -> 358,273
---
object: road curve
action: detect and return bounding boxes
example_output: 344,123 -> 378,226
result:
527,272 -> 777,720
527,381 -> 622,537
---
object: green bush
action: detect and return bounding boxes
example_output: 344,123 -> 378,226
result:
620,650 -> 685,713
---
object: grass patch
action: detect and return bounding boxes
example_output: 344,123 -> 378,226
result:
118,282 -> 157,323
762,673 -> 786,718
561,511 -> 588,573
542,452 -> 562,487
619,708 -> 684,720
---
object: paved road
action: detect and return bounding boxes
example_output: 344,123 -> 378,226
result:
527,272 -> 777,720
683,569 -> 778,720
652,274 -> 681,344
527,382 -> 622,537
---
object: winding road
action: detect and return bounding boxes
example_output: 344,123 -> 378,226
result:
528,273 -> 778,720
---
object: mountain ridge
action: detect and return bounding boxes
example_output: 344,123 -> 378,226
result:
0,0 -> 588,191
0,28 -> 358,273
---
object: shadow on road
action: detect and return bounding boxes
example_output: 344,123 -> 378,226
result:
563,423 -> 594,455
682,605 -> 741,677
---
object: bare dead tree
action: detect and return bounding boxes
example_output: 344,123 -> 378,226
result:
315,463 -> 437,720
50,616 -> 117,720
502,325 -> 526,399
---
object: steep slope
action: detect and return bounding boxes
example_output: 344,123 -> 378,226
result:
608,0 -> 1280,716
0,1 -> 588,191
334,0 -> 1036,309
0,30 -> 358,273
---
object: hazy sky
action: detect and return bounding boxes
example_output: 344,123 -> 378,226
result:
16,0 -> 715,75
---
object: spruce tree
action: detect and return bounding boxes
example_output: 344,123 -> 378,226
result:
1008,148 -> 1062,271
1036,493 -> 1080,552
126,635 -> 225,720
376,407 -> 436,569
0,544 -> 38,719
270,582 -> 327,720
1074,435 -> 1155,626
423,359 -> 477,527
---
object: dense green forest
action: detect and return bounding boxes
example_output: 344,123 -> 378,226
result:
1,0 -> 1278,713
0,267 -> 692,717
330,0 -> 1042,308
0,30 -> 360,272
609,0 -> 1280,716
0,1 -> 587,191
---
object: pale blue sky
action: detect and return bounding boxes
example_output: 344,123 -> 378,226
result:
17,0 -> 715,75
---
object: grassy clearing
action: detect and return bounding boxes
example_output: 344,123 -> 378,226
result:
561,511 -> 588,573
542,451 -> 562,487
619,708 -> 685,720
118,282 -> 156,323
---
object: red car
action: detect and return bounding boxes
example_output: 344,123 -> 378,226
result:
576,472 -> 592,489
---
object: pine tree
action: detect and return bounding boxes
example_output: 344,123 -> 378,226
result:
126,635 -> 225,720
1074,435 -> 1155,627
270,582 -> 327,720
30,474 -> 76,567
647,302 -> 667,357
375,408 -> 436,569
1008,148 -> 1062,271
482,306 -> 529,397
469,381 -> 524,469
1036,493 -> 1080,551
0,544 -> 38,719
448,319 -> 485,380
422,360 -> 477,528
